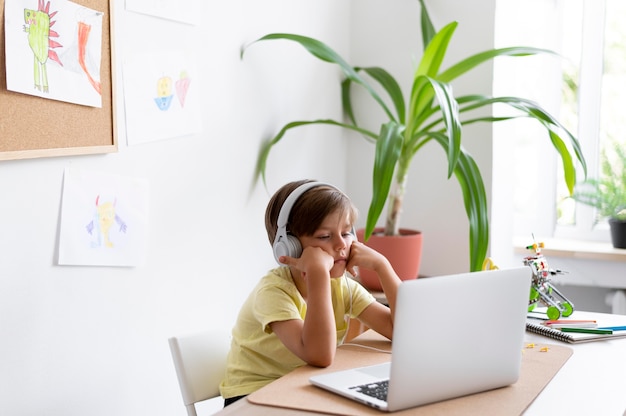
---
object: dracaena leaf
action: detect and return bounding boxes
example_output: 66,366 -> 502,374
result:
365,122 -> 404,239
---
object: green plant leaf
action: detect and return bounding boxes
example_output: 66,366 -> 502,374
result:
407,77 -> 434,135
428,132 -> 489,271
418,0 -> 436,48
341,78 -> 358,126
573,140 -> 626,220
255,119 -> 377,187
427,77 -> 462,177
548,130 -> 576,194
409,22 -> 457,129
439,47 -> 557,83
357,67 -> 406,124
450,94 -> 587,189
405,77 -> 462,177
365,122 -> 404,239
416,21 -> 458,78
494,97 -> 587,178
341,66 -> 405,127
243,33 -> 395,120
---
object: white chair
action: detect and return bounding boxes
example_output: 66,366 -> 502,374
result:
168,330 -> 231,416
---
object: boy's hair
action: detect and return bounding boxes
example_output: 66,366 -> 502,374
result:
265,179 -> 358,245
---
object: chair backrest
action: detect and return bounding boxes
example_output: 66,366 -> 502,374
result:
168,329 -> 231,416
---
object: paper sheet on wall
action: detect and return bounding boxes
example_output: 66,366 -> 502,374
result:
58,168 -> 150,267
125,0 -> 201,25
123,50 -> 202,145
4,0 -> 104,107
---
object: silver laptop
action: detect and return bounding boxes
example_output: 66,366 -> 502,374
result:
309,267 -> 531,412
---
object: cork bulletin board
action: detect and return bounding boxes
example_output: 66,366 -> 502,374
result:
0,0 -> 116,161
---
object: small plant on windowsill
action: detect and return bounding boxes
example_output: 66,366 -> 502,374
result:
243,0 -> 587,274
573,140 -> 626,248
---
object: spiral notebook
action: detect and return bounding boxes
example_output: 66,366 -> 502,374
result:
526,318 -> 626,343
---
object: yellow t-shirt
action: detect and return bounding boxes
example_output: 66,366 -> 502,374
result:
219,266 -> 376,399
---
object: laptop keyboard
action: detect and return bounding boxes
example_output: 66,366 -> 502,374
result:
350,380 -> 389,401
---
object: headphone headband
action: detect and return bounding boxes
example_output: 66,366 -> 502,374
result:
275,181 -> 331,230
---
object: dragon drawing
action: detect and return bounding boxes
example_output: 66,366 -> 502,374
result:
23,0 -> 63,92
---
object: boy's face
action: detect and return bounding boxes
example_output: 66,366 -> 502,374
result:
298,210 -> 354,278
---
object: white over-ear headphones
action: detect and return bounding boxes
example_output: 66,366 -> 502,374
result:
272,181 -> 355,264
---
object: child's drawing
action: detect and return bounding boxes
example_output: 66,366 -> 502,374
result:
23,0 -> 63,93
74,18 -> 102,94
155,75 -> 174,111
85,195 -> 128,248
59,168 -> 150,267
154,71 -> 191,111
5,0 -> 104,107
175,71 -> 191,108
124,50 -> 201,145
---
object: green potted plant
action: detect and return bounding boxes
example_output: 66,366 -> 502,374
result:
573,140 -> 626,249
243,0 -> 587,286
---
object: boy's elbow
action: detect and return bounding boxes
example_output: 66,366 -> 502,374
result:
308,357 -> 333,368
307,350 -> 335,367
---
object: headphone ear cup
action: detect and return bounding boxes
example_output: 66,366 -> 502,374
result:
285,235 -> 302,258
273,234 -> 302,262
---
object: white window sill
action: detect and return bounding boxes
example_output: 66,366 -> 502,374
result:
513,237 -> 626,263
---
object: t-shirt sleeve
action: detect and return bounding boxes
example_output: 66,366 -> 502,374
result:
253,281 -> 303,334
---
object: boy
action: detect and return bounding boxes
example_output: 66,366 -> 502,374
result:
219,180 -> 401,406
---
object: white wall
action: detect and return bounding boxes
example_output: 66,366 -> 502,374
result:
0,1 -> 495,415
1,1 -> 349,415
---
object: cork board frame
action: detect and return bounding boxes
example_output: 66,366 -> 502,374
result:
0,0 -> 116,161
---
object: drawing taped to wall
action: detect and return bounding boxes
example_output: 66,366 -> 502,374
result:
154,74 -> 174,111
4,0 -> 104,107
59,168 -> 150,267
85,195 -> 128,249
155,71 -> 191,111
123,50 -> 201,145
125,0 -> 201,25
176,71 -> 191,107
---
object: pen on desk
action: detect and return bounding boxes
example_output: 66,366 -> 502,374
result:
547,323 -> 598,329
545,319 -> 597,325
596,326 -> 626,331
560,327 -> 613,335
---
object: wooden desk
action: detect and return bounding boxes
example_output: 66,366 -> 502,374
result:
215,311 -> 626,415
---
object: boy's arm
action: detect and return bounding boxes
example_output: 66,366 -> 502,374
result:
270,248 -> 337,367
347,241 -> 402,339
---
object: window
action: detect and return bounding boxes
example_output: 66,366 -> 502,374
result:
494,0 -> 626,243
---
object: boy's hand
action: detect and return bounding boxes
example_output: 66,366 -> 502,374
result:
279,246 -> 334,281
346,240 -> 390,276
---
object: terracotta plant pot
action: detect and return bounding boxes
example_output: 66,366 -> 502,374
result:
355,228 -> 423,291
609,218 -> 626,249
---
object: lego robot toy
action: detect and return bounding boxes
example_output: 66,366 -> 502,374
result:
524,241 -> 575,320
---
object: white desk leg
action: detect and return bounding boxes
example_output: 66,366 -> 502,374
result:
606,290 -> 626,315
